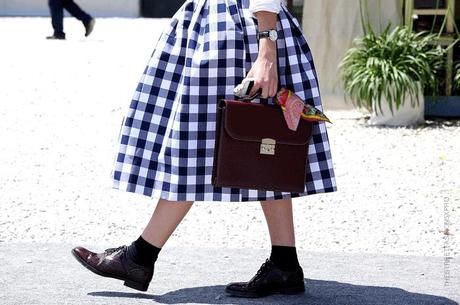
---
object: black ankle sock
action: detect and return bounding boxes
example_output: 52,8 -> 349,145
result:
269,245 -> 300,272
127,236 -> 161,268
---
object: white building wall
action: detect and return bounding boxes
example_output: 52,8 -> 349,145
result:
302,0 -> 404,109
0,0 -> 139,17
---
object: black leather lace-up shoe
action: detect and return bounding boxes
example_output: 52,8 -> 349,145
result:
71,245 -> 153,291
225,259 -> 305,298
84,18 -> 96,37
46,33 -> 66,40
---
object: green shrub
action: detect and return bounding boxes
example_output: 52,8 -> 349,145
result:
339,25 -> 445,115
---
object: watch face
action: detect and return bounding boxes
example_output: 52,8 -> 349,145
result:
269,30 -> 278,41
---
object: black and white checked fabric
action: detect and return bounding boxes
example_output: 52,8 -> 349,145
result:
111,0 -> 337,202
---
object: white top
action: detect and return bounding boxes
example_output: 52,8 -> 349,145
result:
249,0 -> 286,18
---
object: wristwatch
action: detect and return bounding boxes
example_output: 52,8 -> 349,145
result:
257,29 -> 278,42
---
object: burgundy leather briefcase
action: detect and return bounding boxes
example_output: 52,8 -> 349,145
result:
211,98 -> 313,193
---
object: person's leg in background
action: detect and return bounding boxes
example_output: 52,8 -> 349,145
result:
61,0 -> 96,37
47,0 -> 66,39
72,199 -> 193,291
225,198 -> 305,298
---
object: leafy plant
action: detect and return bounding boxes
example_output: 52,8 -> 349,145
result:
338,25 -> 446,115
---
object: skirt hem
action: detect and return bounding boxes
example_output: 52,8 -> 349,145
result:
111,181 -> 338,203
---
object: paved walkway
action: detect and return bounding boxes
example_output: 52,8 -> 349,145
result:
1,243 -> 459,305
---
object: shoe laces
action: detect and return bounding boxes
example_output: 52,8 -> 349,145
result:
104,245 -> 126,256
249,259 -> 273,284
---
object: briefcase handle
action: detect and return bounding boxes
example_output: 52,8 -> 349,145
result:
234,88 -> 262,102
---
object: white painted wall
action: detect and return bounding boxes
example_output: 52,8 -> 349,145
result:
0,0 -> 139,17
302,0 -> 404,109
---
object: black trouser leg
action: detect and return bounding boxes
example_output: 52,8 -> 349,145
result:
62,0 -> 92,25
48,0 -> 65,36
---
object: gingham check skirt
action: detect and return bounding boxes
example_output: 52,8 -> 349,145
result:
110,0 -> 338,202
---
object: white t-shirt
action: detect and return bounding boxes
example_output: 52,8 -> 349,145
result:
249,0 -> 286,18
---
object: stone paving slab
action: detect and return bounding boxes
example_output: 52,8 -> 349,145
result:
0,243 -> 458,305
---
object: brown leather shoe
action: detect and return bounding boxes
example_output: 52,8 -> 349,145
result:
225,259 -> 305,298
71,245 -> 153,291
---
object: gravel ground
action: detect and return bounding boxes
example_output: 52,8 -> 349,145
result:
0,17 -> 459,257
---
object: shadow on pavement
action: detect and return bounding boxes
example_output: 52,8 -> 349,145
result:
88,279 -> 458,305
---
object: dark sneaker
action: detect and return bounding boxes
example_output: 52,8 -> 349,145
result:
71,245 -> 153,291
225,259 -> 305,298
46,33 -> 66,40
84,18 -> 96,37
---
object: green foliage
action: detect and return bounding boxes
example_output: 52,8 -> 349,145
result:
338,25 -> 446,115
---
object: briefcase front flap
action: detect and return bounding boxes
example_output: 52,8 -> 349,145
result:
220,99 -> 312,146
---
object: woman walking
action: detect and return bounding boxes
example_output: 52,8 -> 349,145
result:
71,0 -> 337,298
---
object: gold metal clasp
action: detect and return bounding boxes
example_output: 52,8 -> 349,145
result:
260,138 -> 276,155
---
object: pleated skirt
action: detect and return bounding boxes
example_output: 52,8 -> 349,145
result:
111,0 -> 338,202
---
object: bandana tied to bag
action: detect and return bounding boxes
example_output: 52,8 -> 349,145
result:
234,79 -> 332,132
275,88 -> 332,131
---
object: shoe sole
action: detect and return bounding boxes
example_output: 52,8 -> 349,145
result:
225,283 -> 306,298
70,249 -> 149,291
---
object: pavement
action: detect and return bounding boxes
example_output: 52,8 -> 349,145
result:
0,243 -> 459,305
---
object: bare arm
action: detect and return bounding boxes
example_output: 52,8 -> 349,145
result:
246,10 -> 279,98
254,11 -> 277,59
